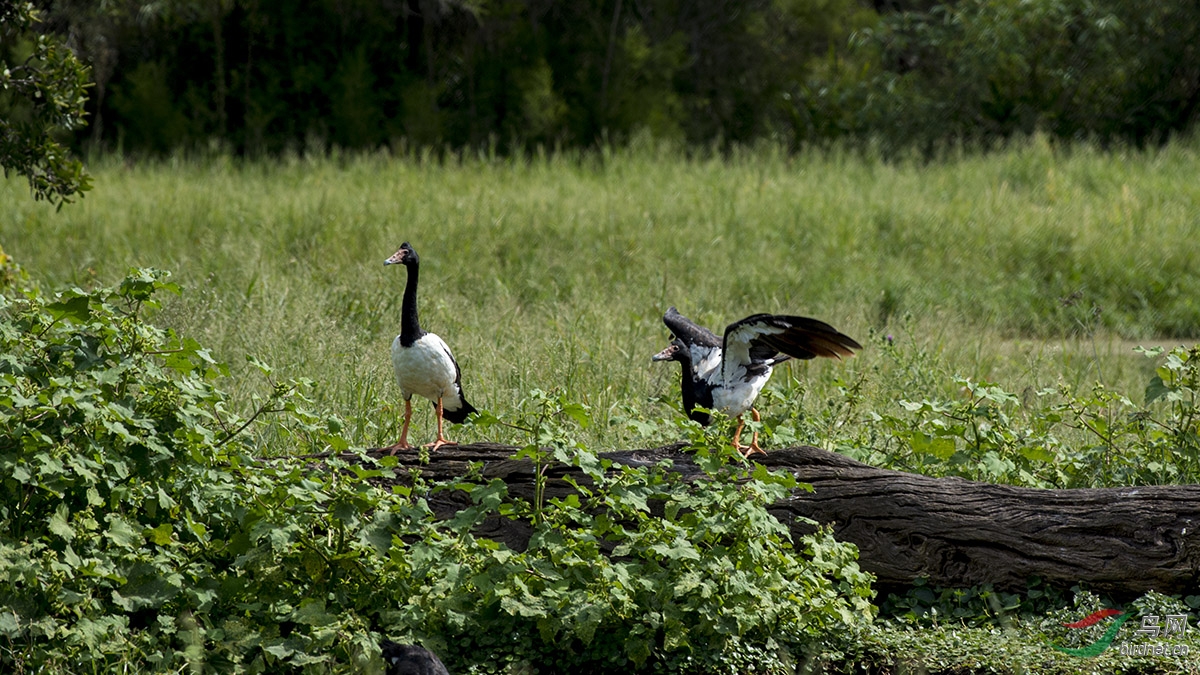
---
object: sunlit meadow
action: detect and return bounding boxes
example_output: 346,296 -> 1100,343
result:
4,136 -> 1199,455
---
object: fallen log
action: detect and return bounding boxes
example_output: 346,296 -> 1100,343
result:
346,442 -> 1200,596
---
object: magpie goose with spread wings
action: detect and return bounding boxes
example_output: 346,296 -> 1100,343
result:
652,306 -> 860,456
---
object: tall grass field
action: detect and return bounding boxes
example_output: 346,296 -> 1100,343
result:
3,136 -> 1199,459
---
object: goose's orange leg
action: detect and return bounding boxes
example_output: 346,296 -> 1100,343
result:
744,408 -> 766,457
731,409 -> 767,458
386,399 -> 415,454
731,415 -> 749,454
425,397 -> 458,451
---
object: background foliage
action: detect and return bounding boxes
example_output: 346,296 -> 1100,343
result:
0,2 -> 91,206
10,0 -> 1200,157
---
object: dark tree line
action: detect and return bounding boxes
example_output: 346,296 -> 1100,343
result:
7,0 -> 1200,159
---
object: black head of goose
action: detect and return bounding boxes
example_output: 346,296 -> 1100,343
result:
653,306 -> 860,456
652,337 -> 715,427
383,242 -> 476,452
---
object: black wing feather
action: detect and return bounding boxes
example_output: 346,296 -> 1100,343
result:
723,314 -> 861,375
435,343 -> 477,424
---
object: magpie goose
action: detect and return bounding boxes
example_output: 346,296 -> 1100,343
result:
379,640 -> 450,675
384,243 -> 476,452
652,306 -> 860,456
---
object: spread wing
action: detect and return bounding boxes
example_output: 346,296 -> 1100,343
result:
662,306 -> 721,349
721,314 -> 861,379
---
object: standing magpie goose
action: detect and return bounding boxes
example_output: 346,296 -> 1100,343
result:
384,242 -> 476,452
652,306 -> 860,456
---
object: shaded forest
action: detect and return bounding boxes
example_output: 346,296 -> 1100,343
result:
17,0 -> 1200,156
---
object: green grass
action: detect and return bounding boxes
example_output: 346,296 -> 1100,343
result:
3,136 -> 1199,453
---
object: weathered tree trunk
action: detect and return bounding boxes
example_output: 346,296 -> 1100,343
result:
347,443 -> 1200,596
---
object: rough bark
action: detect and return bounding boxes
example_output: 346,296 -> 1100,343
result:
336,442 -> 1200,596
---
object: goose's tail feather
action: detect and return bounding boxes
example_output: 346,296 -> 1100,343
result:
439,395 -> 477,424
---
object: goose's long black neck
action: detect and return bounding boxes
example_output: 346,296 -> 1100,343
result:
399,263 -> 425,347
678,355 -> 713,425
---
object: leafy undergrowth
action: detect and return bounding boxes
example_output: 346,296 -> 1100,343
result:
0,259 -> 874,672
825,617 -> 1200,675
830,586 -> 1200,675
